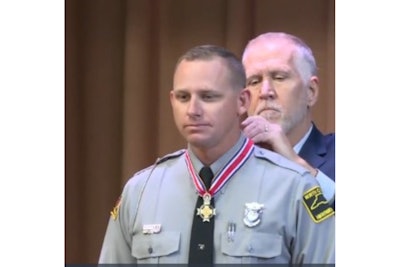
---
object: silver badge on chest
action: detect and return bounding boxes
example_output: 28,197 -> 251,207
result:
243,202 -> 264,227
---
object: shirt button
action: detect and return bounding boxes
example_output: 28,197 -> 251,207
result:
148,247 -> 153,254
247,245 -> 253,252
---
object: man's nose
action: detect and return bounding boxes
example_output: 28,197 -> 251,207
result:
260,80 -> 275,99
187,98 -> 201,117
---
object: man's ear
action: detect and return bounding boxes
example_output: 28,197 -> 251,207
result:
169,90 -> 175,104
238,88 -> 250,116
307,76 -> 319,107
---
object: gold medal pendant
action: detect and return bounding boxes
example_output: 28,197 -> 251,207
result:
197,193 -> 216,222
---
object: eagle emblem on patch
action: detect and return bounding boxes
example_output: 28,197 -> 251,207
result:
110,196 -> 122,220
302,186 -> 334,223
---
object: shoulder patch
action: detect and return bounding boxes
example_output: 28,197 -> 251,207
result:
302,186 -> 334,223
110,195 -> 122,220
155,149 -> 186,165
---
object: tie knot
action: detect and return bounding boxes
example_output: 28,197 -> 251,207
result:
199,166 -> 214,189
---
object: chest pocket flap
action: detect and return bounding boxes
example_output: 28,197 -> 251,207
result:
221,231 -> 282,258
131,231 -> 180,259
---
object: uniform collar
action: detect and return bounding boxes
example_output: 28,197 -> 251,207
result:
187,133 -> 246,175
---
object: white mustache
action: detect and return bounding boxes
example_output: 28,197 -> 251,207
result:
257,106 -> 281,115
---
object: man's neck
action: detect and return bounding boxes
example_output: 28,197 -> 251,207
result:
189,132 -> 244,166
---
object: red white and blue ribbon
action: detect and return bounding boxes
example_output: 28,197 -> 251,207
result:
185,137 -> 254,197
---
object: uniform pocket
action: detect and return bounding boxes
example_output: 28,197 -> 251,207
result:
221,231 -> 282,259
131,231 -> 180,261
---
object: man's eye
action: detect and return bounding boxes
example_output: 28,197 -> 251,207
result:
176,94 -> 189,101
272,73 -> 287,81
247,79 -> 260,86
202,94 -> 215,101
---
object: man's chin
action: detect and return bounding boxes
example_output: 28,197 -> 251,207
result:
186,135 -> 206,146
259,110 -> 280,122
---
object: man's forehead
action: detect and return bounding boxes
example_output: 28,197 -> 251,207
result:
173,87 -> 216,93
244,38 -> 296,61
244,57 -> 294,77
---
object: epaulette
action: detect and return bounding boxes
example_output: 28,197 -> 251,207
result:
132,149 -> 186,177
133,164 -> 156,177
155,149 -> 186,165
253,146 -> 309,176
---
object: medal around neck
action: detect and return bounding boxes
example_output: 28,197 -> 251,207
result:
185,138 -> 255,223
197,193 -> 216,222
243,202 -> 264,227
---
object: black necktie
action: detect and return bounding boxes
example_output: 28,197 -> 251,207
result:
188,166 -> 214,265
